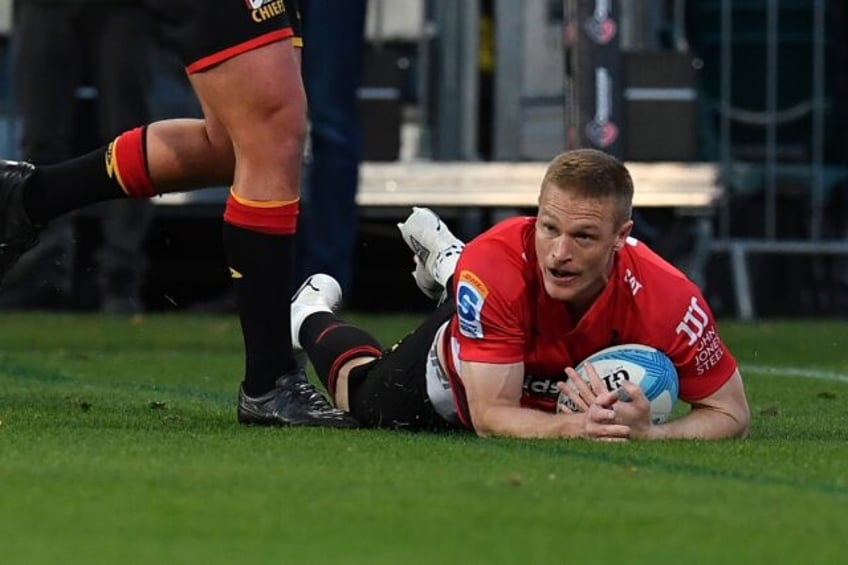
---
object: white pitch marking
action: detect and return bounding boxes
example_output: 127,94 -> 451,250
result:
741,364 -> 848,385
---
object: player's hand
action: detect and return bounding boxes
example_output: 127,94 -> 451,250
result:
583,401 -> 631,441
609,380 -> 654,439
558,363 -> 607,412
557,374 -> 630,441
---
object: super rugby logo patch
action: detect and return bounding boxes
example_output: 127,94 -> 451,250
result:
456,270 -> 488,338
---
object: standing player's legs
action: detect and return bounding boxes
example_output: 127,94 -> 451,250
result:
185,40 -> 355,426
193,42 -> 304,401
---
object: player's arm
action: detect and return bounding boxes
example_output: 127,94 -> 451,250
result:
614,368 -> 749,440
461,360 -> 630,440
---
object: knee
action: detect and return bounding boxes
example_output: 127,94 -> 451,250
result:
266,91 -> 308,153
245,83 -> 308,156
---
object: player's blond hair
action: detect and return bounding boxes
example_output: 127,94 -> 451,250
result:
541,149 -> 633,227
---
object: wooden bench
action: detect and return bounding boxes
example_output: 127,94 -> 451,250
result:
355,161 -> 720,210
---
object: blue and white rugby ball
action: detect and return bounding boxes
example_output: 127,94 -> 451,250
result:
556,344 -> 679,424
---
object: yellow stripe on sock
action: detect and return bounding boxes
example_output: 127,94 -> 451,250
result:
104,137 -> 130,195
229,189 -> 299,208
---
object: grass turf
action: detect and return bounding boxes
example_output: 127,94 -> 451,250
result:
1,313 -> 847,564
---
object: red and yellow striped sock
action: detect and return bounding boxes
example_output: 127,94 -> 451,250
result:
222,191 -> 300,396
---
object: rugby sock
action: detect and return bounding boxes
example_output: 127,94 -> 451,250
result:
23,126 -> 155,225
223,191 -> 299,397
299,312 -> 382,397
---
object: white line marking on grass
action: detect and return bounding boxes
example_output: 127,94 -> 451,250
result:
741,364 -> 848,385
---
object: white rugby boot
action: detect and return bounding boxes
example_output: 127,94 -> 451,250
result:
290,273 -> 342,351
397,207 -> 465,301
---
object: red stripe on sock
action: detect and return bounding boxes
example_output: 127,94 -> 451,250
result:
112,127 -> 156,197
223,193 -> 299,235
326,345 -> 383,396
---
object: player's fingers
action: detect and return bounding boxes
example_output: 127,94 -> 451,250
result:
564,367 -> 594,399
583,362 -> 607,398
557,379 -> 590,412
611,381 -> 654,428
618,380 -> 648,407
556,398 -> 576,414
555,390 -> 576,414
587,423 -> 631,440
594,434 -> 630,443
587,402 -> 616,422
580,404 -> 631,439
594,389 -> 619,409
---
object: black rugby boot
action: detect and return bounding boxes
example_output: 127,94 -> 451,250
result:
0,160 -> 40,285
237,369 -> 359,428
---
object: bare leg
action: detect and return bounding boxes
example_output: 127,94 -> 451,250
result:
140,42 -> 305,197
333,357 -> 377,411
145,118 -> 234,192
186,41 -> 306,201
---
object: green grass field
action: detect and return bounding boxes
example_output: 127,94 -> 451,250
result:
2,313 -> 847,564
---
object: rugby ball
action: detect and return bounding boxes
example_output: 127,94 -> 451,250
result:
556,344 -> 679,424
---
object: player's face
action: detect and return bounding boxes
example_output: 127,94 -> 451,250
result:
534,183 -> 632,316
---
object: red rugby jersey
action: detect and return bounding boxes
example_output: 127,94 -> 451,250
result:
441,217 -> 737,428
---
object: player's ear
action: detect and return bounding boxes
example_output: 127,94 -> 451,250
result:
613,219 -> 634,251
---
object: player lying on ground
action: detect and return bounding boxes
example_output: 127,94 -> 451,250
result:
290,149 -> 750,440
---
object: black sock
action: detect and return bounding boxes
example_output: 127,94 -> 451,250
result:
23,146 -> 128,225
300,312 -> 382,395
223,222 -> 296,397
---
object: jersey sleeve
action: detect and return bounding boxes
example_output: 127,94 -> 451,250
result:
621,241 -> 738,402
451,238 -> 529,364
656,285 -> 738,402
